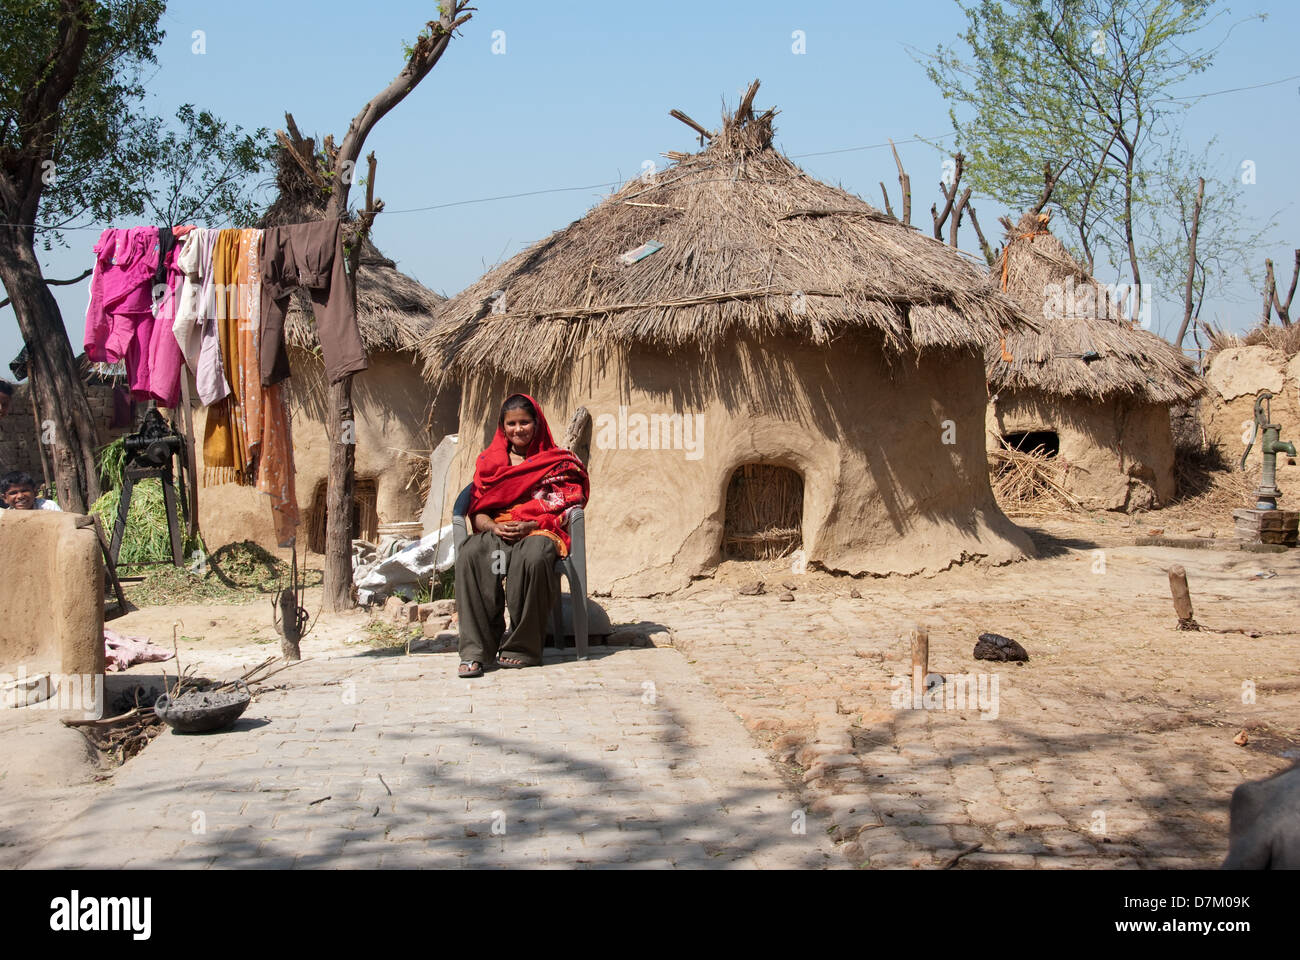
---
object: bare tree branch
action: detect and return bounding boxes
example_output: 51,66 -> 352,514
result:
950,186 -> 971,248
1174,176 -> 1204,348
967,202 -> 996,266
878,182 -> 895,219
1263,258 -> 1278,326
1270,249 -> 1299,326
1028,160 -> 1066,216
0,268 -> 92,310
324,3 -> 474,222
889,139 -> 911,226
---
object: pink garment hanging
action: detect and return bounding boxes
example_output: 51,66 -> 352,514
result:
83,226 -> 161,396
145,242 -> 186,408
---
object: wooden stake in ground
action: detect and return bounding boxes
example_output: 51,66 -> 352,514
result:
278,588 -> 301,661
1168,565 -> 1200,631
910,623 -> 929,698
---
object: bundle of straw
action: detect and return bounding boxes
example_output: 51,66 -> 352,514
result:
723,463 -> 804,559
989,446 -> 1083,514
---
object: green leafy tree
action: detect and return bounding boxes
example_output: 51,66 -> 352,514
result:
0,1 -> 271,511
0,0 -> 167,512
142,104 -> 272,229
917,0 -> 1261,319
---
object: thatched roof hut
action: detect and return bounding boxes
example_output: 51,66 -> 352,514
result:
195,142 -> 453,552
425,90 -> 1025,387
990,211 -> 1201,404
420,82 -> 1035,594
987,211 -> 1204,511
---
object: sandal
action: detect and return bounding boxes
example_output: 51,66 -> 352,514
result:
496,656 -> 530,670
458,661 -> 484,678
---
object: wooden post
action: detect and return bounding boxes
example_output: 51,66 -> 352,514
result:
910,623 -> 929,698
278,587 -> 301,661
1168,565 -> 1200,630
323,376 -> 356,612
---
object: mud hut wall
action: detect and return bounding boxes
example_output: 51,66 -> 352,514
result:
445,334 -> 1031,596
195,349 -> 436,551
987,388 -> 1176,509
0,511 -> 105,679
0,380 -> 132,486
1202,346 -> 1300,487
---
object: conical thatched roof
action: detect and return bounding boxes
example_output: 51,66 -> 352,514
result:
260,141 -> 444,355
988,211 -> 1202,405
419,82 -> 1030,384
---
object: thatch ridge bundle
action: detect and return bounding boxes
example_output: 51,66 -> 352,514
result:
989,211 -> 1202,405
420,81 -> 1032,384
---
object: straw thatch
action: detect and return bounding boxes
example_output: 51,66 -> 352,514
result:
989,211 -> 1202,404
1202,321 -> 1300,366
419,82 -> 1031,384
283,246 -> 444,354
260,140 -> 444,355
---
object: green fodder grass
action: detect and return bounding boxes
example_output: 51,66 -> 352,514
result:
125,540 -> 323,607
91,480 -> 201,567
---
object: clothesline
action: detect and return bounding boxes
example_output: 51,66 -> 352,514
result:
82,221 -> 369,548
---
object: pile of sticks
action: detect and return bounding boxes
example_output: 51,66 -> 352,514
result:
989,446 -> 1083,513
63,703 -> 163,766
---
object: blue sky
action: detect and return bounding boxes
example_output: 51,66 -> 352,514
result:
6,0 -> 1298,367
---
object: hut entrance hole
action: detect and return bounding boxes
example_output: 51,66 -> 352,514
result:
307,478 -> 379,554
1002,430 -> 1060,458
723,463 -> 804,560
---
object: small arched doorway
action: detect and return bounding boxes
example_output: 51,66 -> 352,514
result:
307,478 -> 379,554
723,462 -> 804,560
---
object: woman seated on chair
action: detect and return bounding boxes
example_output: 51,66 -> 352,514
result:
457,394 -> 589,678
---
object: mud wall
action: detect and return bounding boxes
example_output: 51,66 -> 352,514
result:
0,511 -> 105,680
195,349 -> 445,552
987,389 -> 1176,511
1202,346 -> 1300,492
0,380 -> 133,487
446,333 -> 1033,595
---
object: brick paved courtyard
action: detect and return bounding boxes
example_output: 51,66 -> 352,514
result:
5,526 -> 1296,870
19,647 -> 837,870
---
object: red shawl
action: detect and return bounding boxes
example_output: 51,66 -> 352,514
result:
468,394 -> 590,557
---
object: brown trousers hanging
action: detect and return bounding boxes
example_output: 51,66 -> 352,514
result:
456,531 -> 558,667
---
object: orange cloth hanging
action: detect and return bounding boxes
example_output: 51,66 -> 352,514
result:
202,229 -> 244,484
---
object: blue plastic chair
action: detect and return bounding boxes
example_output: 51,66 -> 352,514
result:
452,484 -> 588,660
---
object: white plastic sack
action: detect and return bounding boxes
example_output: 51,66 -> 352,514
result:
354,524 -> 456,606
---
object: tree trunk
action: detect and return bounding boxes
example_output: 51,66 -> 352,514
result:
0,229 -> 101,512
1174,177 -> 1205,349
1123,158 -> 1142,321
323,376 -> 356,611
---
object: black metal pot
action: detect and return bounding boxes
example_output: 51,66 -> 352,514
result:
154,681 -> 251,734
